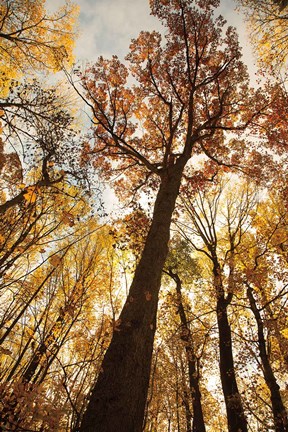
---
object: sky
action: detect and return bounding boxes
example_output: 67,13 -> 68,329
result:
46,0 -> 257,81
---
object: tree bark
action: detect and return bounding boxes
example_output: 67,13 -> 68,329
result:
79,165 -> 184,432
247,285 -> 288,432
214,264 -> 248,432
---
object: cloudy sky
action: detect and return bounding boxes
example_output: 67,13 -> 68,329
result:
46,0 -> 257,80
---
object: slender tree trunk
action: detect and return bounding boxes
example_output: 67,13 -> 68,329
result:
259,289 -> 288,369
22,311 -> 66,383
214,264 -> 248,432
183,390 -> 193,432
247,285 -> 288,432
79,165 -> 184,432
6,303 -> 48,381
169,270 -> 206,432
22,290 -> 82,384
0,268 -> 56,345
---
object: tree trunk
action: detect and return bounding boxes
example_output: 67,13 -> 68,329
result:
247,285 -> 288,432
259,289 -> 288,369
182,390 -> 193,432
79,166 -> 184,432
169,270 -> 206,432
214,264 -> 248,432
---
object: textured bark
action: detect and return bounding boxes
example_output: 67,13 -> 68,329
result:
214,264 -> 248,432
247,285 -> 288,432
169,270 -> 206,432
79,164 -> 185,432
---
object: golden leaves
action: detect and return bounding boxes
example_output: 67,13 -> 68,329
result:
0,0 -> 79,97
238,0 -> 288,70
23,186 -> 38,204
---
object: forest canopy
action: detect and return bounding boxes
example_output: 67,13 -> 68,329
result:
0,0 -> 287,431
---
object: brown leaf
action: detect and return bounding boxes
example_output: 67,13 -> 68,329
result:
50,255 -> 62,266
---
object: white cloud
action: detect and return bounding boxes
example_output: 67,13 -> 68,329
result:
46,0 -> 257,82
47,0 -> 161,62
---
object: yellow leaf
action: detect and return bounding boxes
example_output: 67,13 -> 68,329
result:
281,328 -> 288,339
23,186 -> 37,204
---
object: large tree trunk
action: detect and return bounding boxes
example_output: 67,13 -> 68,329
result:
214,264 -> 248,432
79,165 -> 184,432
247,285 -> 288,432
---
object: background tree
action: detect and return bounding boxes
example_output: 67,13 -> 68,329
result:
236,0 -> 288,71
0,0 -> 79,97
176,177 -> 259,431
246,282 -> 288,432
0,215 -> 120,431
164,238 -> 206,432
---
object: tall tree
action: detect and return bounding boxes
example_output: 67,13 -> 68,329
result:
164,238 -> 207,432
77,1 -> 263,430
246,282 -> 288,432
166,268 -> 206,432
177,179 -> 257,431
